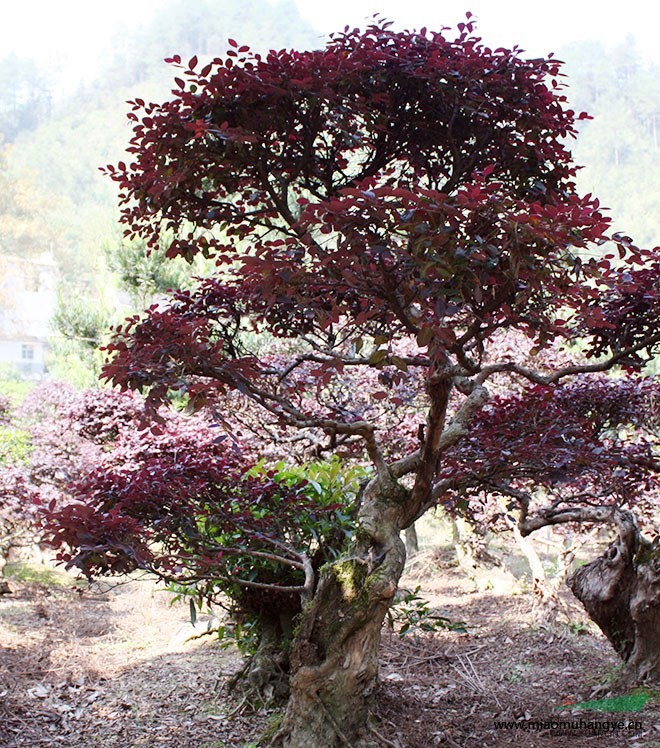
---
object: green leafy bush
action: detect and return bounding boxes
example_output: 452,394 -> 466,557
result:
169,458 -> 367,655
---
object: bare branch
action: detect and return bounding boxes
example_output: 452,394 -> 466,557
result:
520,505 -> 618,535
301,552 -> 315,604
391,381 -> 489,480
478,332 -> 660,386
409,373 -> 452,507
205,366 -> 394,474
208,544 -> 306,571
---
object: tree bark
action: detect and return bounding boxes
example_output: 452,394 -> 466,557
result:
271,473 -> 408,747
242,616 -> 292,700
225,590 -> 301,701
510,522 -> 562,625
404,523 -> 419,556
567,511 -> 659,683
270,370 -> 463,745
452,516 -> 502,591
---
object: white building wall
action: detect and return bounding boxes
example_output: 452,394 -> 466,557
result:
0,253 -> 57,377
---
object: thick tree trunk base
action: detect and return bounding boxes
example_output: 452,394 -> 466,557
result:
567,512 -> 659,683
271,534 -> 407,747
243,627 -> 290,701
225,609 -> 296,705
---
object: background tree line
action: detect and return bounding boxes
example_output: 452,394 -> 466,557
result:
0,4 -> 659,366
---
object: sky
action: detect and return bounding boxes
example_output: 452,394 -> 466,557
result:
1,0 -> 659,88
296,0 -> 660,62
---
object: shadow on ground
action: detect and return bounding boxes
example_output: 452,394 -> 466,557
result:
0,561 -> 658,748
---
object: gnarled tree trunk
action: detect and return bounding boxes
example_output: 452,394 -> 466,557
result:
238,615 -> 293,701
270,371 -> 482,745
271,473 -> 408,748
225,589 -> 301,701
567,511 -> 659,683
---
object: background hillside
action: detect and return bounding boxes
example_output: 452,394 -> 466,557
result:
1,0 -> 658,381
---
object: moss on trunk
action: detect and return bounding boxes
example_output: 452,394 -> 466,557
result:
271,474 -> 408,747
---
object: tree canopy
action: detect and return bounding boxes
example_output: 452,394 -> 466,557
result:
102,21 -> 658,456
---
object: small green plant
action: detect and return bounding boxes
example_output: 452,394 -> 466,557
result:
503,670 -> 522,684
162,459 -> 366,658
566,619 -> 590,635
502,661 -> 532,683
259,711 -> 284,743
247,457 -> 368,554
165,584 -> 261,655
213,616 -> 262,656
0,426 -> 32,465
387,586 -> 467,637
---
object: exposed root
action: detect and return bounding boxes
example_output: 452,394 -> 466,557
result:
369,723 -> 399,747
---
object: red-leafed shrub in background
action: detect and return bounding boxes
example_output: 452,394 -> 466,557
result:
439,374 -> 660,534
38,395 -> 363,670
0,467 -> 40,574
0,383 -> 149,573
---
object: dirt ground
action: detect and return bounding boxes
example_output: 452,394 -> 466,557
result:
0,547 -> 658,748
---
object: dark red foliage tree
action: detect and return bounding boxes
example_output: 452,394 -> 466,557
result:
440,375 -> 659,534
438,374 -> 659,677
69,18 -> 660,745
